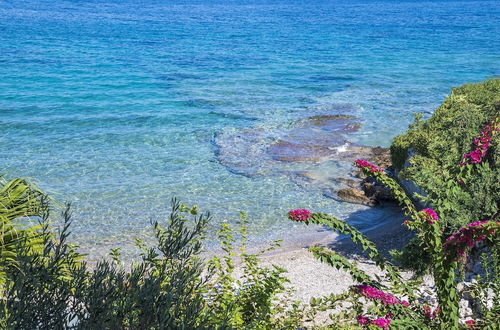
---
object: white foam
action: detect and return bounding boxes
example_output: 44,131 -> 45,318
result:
331,143 -> 349,153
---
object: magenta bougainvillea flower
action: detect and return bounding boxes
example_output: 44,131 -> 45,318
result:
443,220 -> 498,260
356,314 -> 371,325
465,319 -> 476,328
422,305 -> 440,319
354,159 -> 385,173
421,208 -> 439,224
371,317 -> 391,329
356,314 -> 391,329
460,118 -> 499,166
287,209 -> 312,222
353,285 -> 405,306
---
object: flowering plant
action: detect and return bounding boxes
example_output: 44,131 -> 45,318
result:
391,80 -> 500,235
355,159 -> 385,173
353,284 -> 408,306
287,209 -> 312,222
288,155 -> 499,328
421,208 -> 439,224
460,119 -> 499,165
443,220 -> 499,261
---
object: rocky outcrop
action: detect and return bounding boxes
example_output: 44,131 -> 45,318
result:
350,146 -> 392,179
362,177 -> 393,201
334,146 -> 398,206
337,188 -> 377,206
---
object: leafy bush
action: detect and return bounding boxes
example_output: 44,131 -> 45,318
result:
288,159 -> 500,329
390,78 -> 500,231
1,200 -> 211,329
0,192 -> 303,329
205,214 -> 305,329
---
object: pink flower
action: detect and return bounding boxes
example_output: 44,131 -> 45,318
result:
372,317 -> 391,329
422,208 -> 439,224
461,118 -> 499,166
422,306 -> 432,319
353,285 -> 405,306
443,220 -> 499,261
354,159 -> 385,173
422,305 -> 439,319
357,315 -> 371,325
287,209 -> 312,222
465,319 -> 476,328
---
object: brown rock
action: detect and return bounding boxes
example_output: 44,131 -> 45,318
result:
350,146 -> 392,179
363,181 -> 394,201
369,146 -> 392,170
268,140 -> 331,162
337,188 -> 377,206
304,114 -> 354,126
333,177 -> 360,188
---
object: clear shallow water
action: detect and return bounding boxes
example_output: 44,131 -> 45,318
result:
1,0 -> 499,257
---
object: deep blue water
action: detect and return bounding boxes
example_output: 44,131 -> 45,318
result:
1,0 -> 499,256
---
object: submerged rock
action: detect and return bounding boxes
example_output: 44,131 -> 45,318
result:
267,115 -> 360,163
215,110 -> 395,207
333,177 -> 359,188
303,114 -> 361,131
214,128 -> 273,177
215,112 -> 362,177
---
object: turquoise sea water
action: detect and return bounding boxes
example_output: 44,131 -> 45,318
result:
1,0 -> 499,256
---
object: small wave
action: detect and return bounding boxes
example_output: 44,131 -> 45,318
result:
330,142 -> 350,154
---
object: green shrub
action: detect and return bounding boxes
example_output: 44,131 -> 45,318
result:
1,200 -> 211,329
390,78 -> 500,230
0,194 -> 304,329
205,214 -> 305,329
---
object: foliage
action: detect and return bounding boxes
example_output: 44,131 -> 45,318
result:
1,199 -> 211,329
0,176 -> 46,284
206,213 -> 305,329
288,158 -> 499,329
390,78 -> 500,231
0,194 -> 305,329
454,244 -> 500,329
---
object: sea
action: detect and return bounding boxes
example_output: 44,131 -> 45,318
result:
1,0 -> 499,258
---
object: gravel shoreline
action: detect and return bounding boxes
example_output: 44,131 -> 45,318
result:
249,209 -> 481,325
253,209 -> 412,303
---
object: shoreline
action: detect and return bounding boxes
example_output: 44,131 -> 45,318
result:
238,205 -> 412,303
